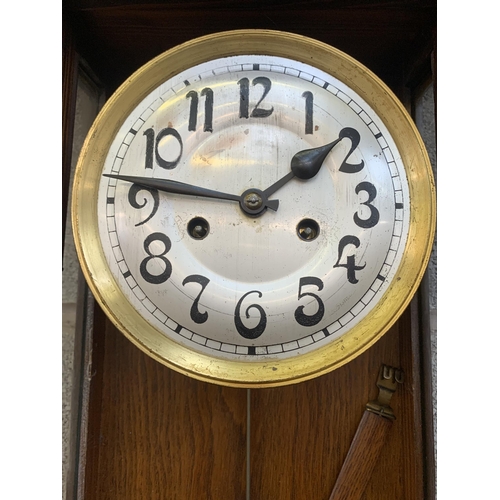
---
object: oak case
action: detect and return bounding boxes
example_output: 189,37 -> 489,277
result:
63,4 -> 436,498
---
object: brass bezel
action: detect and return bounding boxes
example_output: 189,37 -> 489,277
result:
72,30 -> 436,388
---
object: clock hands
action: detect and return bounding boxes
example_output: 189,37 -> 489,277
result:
103,174 -> 280,217
263,127 -> 356,198
104,127 -> 355,218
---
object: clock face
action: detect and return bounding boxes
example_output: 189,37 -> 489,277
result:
73,31 -> 435,386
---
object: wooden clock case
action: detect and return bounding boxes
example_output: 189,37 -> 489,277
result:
63,2 -> 436,499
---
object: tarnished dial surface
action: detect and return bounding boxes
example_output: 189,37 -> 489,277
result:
73,32 -> 435,386
100,55 -> 406,356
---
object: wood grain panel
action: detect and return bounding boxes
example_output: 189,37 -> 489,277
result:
79,300 -> 428,499
250,307 -> 425,499
83,316 -> 248,500
66,3 -> 436,93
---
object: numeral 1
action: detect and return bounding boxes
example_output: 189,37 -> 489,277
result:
302,91 -> 314,134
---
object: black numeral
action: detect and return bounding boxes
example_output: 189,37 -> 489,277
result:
238,77 -> 274,119
182,275 -> 210,324
186,88 -> 214,132
128,184 -> 159,226
234,290 -> 267,339
295,277 -> 325,327
333,235 -> 366,284
302,91 -> 314,134
338,128 -> 364,174
143,127 -> 155,169
143,127 -> 183,170
354,182 -> 379,228
139,232 -> 172,284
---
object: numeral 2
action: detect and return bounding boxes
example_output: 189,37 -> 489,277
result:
338,128 -> 364,174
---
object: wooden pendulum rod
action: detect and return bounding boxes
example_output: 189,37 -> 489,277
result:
329,365 -> 404,500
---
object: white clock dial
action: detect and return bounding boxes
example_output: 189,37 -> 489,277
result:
97,54 -> 409,361
73,31 -> 435,386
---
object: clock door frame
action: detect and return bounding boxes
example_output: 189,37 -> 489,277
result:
63,5 -> 436,499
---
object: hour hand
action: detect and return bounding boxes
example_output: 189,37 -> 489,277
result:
263,127 -> 359,198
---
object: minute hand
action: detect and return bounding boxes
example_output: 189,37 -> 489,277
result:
263,127 -> 360,198
103,174 -> 242,203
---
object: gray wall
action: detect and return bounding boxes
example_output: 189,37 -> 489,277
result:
62,71 -> 102,498
414,83 -> 437,461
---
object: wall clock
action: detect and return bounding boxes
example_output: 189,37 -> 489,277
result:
72,30 -> 435,388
